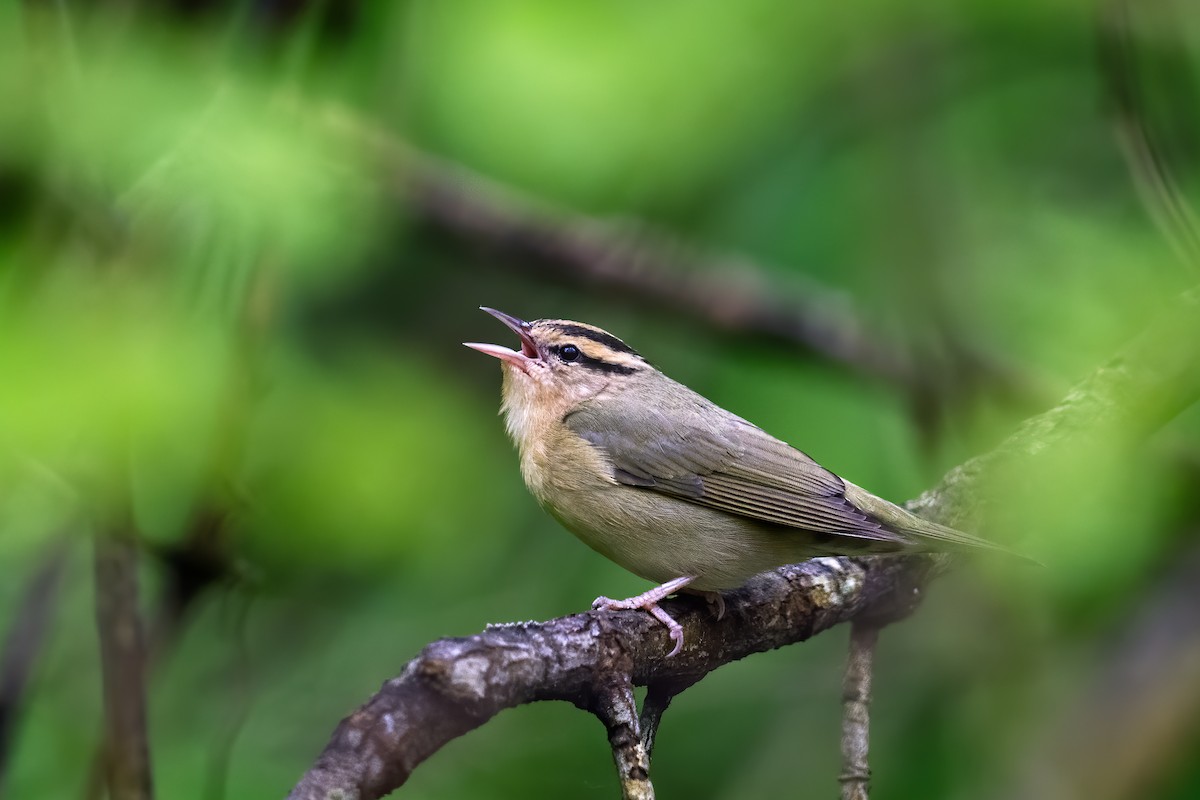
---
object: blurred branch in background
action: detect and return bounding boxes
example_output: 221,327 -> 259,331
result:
85,504 -> 251,800
16,7 -> 274,783
906,288 -> 1200,533
0,539 -> 69,792
288,286 -> 1200,800
401,150 -> 911,384
93,521 -> 153,800
324,108 -> 1045,418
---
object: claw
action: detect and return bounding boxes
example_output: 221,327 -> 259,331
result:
646,603 -> 685,657
701,591 -> 726,621
591,576 -> 695,657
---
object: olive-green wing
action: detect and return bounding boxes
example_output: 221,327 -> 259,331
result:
565,394 -> 907,544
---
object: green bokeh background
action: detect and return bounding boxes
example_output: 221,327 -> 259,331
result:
2,1 -> 1199,798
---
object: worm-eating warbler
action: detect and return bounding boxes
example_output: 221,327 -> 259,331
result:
466,308 -> 1012,656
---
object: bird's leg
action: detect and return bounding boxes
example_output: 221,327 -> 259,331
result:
593,576 -> 695,657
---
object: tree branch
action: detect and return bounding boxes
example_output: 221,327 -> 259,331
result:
590,678 -> 654,800
286,556 -> 930,800
287,289 -> 1200,800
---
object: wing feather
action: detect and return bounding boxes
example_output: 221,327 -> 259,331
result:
565,388 -> 906,545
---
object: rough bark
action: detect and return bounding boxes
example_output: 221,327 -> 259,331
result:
287,557 -> 929,800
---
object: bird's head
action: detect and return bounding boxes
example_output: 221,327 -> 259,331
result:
465,307 -> 649,439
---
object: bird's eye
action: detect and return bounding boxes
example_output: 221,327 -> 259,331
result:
559,344 -> 580,362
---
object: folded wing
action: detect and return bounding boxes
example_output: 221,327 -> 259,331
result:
566,392 -> 908,545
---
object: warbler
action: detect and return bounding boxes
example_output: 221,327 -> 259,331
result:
466,307 -> 1013,655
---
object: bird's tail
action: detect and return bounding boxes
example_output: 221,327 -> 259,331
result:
843,482 -> 1035,563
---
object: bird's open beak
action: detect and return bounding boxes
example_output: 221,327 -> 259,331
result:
464,307 -> 540,373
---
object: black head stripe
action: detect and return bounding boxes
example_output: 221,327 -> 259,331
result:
548,343 -> 639,375
579,358 -> 637,376
545,323 -> 641,357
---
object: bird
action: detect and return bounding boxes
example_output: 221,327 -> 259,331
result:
465,307 -> 1018,656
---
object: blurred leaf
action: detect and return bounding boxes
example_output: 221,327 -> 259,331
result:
240,349 -> 517,571
0,275 -> 231,487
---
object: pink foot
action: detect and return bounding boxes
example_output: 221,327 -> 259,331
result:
592,576 -> 695,657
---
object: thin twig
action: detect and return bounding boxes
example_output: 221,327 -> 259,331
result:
839,623 -> 879,800
94,529 -> 153,800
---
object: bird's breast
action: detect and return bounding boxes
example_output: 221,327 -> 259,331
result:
516,430 -> 801,590
519,424 -> 616,500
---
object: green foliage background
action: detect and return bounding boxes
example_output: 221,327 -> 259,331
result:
1,1 -> 1199,798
